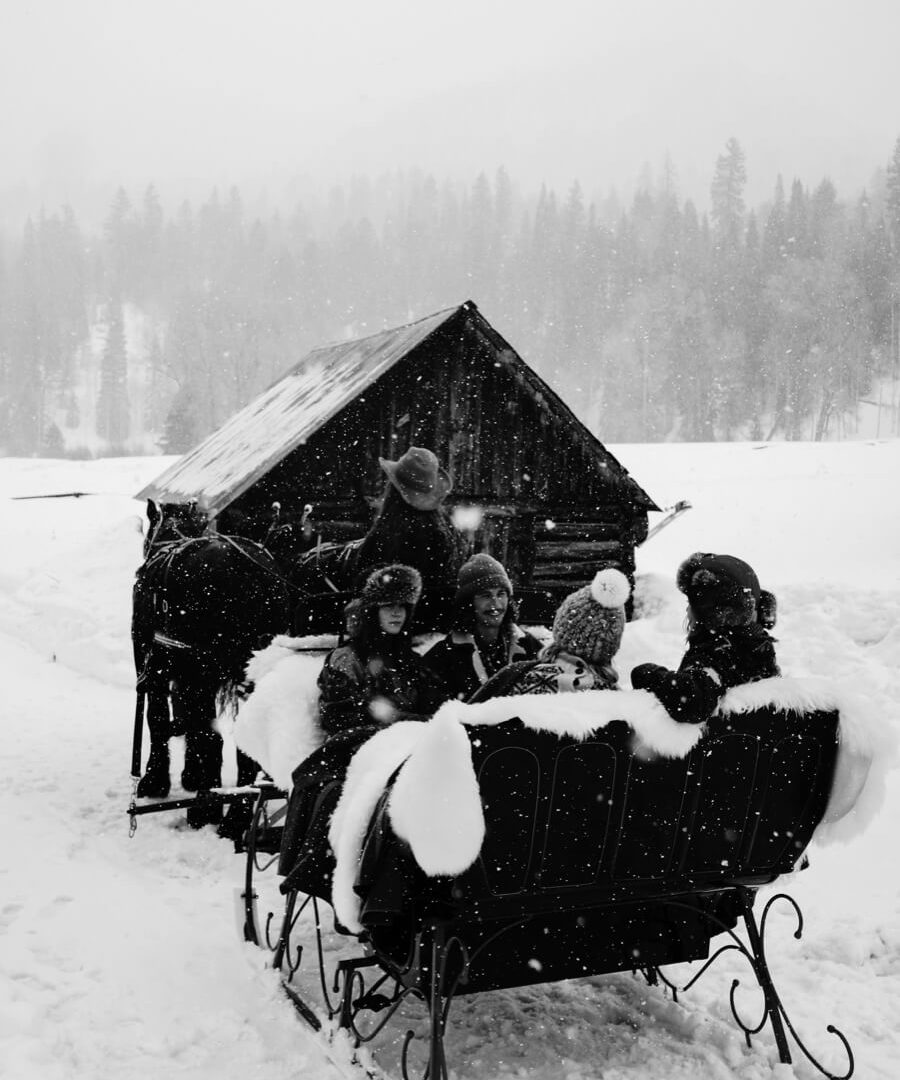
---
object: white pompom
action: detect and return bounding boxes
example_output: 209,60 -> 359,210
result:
590,568 -> 631,608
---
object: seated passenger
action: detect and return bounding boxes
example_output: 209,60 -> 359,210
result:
424,553 -> 542,701
317,563 -> 446,738
631,552 -> 779,725
469,568 -> 631,701
279,563 -> 445,898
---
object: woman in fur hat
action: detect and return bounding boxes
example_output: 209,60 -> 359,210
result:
423,553 -> 543,701
352,447 -> 463,590
317,562 -> 446,738
279,564 -> 446,900
469,568 -> 631,702
631,552 -> 780,724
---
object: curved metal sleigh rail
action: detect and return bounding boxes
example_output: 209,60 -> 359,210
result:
652,891 -> 854,1080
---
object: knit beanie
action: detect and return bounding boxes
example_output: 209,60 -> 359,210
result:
455,553 -> 513,604
551,568 -> 631,665
358,563 -> 423,611
676,552 -> 776,629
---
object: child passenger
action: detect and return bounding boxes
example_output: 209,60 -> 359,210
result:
630,552 -> 779,724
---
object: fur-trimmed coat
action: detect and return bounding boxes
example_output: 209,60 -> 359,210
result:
631,623 -> 780,725
317,637 -> 446,738
423,625 -> 543,702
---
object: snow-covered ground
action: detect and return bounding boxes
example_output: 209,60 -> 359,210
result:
1,441 -> 899,1079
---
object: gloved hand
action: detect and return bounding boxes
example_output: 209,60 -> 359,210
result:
630,662 -> 668,690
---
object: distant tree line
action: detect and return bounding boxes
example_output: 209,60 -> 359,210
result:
2,136 -> 900,455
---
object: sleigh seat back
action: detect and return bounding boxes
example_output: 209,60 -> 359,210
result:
356,705 -> 840,996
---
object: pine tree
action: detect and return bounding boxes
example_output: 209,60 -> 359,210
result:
6,219 -> 44,453
96,298 -> 129,446
710,137 -> 747,243
709,146 -> 746,327
104,187 -> 135,295
886,135 -> 900,249
761,176 -> 787,271
465,172 -> 494,304
785,180 -> 809,258
160,384 -> 199,453
41,420 -> 64,457
138,184 -> 164,299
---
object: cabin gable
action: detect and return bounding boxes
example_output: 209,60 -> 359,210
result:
140,302 -> 659,601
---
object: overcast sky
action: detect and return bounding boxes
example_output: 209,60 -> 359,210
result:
3,0 -> 899,220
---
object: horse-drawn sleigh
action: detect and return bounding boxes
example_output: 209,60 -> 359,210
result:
124,305 -> 878,1078
126,512 -> 872,1080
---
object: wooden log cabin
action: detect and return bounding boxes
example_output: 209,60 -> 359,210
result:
137,301 -> 659,612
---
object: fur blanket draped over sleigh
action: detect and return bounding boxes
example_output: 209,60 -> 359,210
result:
234,638 -> 894,936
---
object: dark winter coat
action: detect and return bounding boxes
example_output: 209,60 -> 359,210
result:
631,623 -> 780,725
351,487 -> 464,591
317,634 -> 447,739
283,633 -> 445,896
423,625 -> 543,702
468,651 -> 618,703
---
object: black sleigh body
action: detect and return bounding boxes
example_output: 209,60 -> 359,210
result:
259,701 -> 856,1079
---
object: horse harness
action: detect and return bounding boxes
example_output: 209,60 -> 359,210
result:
136,532 -> 306,687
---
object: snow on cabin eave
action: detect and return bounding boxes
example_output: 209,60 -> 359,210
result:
135,306 -> 464,513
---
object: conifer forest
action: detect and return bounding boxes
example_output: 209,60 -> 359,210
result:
3,135 -> 900,457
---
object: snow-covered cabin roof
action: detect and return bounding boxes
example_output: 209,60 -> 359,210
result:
136,305 -> 458,514
137,301 -> 658,516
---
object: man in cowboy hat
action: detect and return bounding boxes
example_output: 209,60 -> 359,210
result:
353,446 -> 462,590
378,446 -> 453,511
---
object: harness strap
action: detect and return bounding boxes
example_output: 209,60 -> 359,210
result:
214,531 -> 310,596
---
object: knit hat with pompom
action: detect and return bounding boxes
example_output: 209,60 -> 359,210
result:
551,568 -> 631,665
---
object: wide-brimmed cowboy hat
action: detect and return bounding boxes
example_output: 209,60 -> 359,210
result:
379,446 -> 452,511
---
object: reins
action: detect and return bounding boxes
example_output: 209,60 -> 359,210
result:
142,531 -> 310,599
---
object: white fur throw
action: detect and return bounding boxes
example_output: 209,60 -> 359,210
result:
231,646 -> 892,936
232,636 -> 328,790
330,679 -> 893,933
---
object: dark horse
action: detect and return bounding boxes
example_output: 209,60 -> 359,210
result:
132,533 -> 292,828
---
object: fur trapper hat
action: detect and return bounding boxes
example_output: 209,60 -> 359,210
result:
455,553 -> 513,604
677,552 -> 777,629
344,563 -> 423,639
551,568 -> 631,665
358,563 -> 423,611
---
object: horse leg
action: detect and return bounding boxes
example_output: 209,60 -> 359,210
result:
176,679 -> 224,829
136,682 -> 172,798
173,681 -> 219,792
217,748 -> 259,846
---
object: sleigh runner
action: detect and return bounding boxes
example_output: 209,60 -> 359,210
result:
238,680 -> 879,1080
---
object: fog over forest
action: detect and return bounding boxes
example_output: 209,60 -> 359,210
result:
3,135 -> 900,458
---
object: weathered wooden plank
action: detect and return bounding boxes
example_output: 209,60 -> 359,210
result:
534,540 -> 624,561
536,506 -> 626,523
533,522 -> 623,543
531,559 -> 626,582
